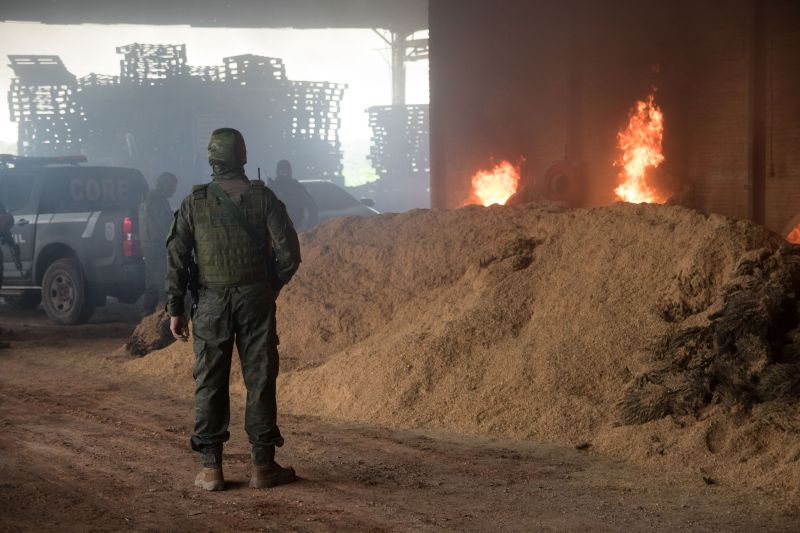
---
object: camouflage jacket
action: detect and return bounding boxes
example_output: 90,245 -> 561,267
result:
165,172 -> 301,316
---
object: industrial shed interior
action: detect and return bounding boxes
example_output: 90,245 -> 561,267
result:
1,1 -> 800,531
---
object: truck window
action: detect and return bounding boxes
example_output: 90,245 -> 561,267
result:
0,174 -> 35,212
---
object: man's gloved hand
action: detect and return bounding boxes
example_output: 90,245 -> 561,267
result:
170,314 -> 189,342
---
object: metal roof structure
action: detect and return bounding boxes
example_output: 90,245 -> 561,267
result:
0,0 -> 427,32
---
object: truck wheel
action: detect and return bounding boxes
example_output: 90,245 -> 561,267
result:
41,258 -> 94,325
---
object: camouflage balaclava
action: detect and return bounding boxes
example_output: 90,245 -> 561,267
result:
207,128 -> 247,177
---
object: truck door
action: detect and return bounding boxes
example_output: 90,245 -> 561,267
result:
0,172 -> 37,284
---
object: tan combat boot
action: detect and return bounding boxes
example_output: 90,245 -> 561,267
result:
194,466 -> 225,491
249,461 -> 297,489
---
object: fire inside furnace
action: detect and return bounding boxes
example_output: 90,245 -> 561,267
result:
787,226 -> 800,244
469,160 -> 520,206
615,93 -> 666,204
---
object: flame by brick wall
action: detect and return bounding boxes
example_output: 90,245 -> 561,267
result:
430,0 -> 800,234
429,1 -> 569,208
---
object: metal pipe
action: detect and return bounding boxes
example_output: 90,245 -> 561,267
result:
391,31 -> 408,105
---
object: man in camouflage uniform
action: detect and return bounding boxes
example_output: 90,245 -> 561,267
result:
166,128 -> 301,491
269,160 -> 318,231
139,171 -> 178,317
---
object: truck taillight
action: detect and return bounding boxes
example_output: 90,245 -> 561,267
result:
122,216 -> 141,257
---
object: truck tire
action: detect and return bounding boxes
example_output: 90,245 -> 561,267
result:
41,258 -> 94,325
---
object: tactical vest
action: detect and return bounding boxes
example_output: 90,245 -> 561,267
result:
191,181 -> 272,287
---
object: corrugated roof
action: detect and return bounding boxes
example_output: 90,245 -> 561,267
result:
0,0 -> 427,32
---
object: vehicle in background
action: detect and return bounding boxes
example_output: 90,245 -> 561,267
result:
298,179 -> 379,226
0,155 -> 148,325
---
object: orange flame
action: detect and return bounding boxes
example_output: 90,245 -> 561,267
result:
787,225 -> 800,244
614,93 -> 666,204
470,160 -> 520,206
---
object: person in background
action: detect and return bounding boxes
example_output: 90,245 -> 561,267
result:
0,202 -> 13,286
268,160 -> 318,231
139,171 -> 178,317
0,202 -> 14,349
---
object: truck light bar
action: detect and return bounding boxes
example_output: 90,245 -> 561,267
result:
0,154 -> 87,168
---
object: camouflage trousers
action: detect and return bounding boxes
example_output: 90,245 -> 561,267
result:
190,282 -> 284,466
141,245 -> 166,317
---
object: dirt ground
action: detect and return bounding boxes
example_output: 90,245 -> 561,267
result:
1,303 -> 799,532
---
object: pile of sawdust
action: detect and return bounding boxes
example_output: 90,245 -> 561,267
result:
126,203 -> 800,493
124,312 -> 174,356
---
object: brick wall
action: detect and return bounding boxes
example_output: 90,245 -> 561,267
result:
682,1 -> 750,220
430,0 -> 800,234
429,1 -> 570,207
765,0 -> 800,234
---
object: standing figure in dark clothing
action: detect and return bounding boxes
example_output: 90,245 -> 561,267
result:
0,202 -> 14,349
269,160 -> 318,231
0,202 -> 13,289
166,128 -> 301,491
139,171 -> 178,317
